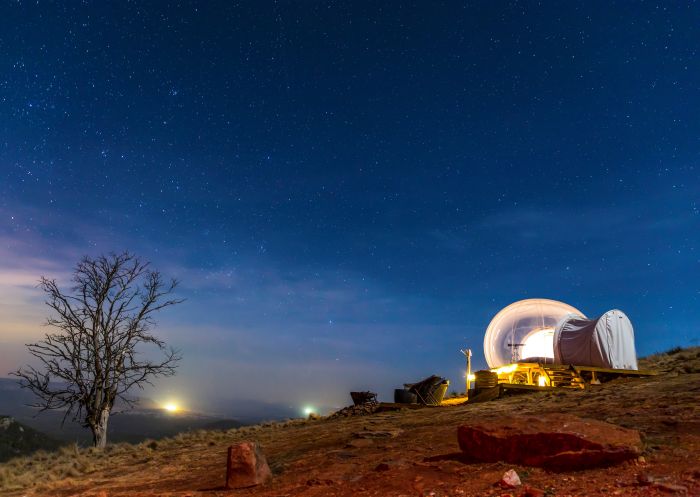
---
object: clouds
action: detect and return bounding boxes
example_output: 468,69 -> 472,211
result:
0,232 -> 72,373
0,202 -> 93,353
0,256 -> 54,373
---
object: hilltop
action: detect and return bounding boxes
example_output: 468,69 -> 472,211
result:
1,347 -> 699,496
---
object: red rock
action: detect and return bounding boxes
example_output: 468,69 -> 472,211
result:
499,469 -> 521,488
457,413 -> 641,471
519,485 -> 545,497
225,441 -> 272,489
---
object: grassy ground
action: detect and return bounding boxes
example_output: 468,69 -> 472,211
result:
1,346 -> 698,496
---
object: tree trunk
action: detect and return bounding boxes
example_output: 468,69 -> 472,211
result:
91,408 -> 110,448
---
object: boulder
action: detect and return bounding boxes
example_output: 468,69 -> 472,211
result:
225,441 -> 272,489
457,413 -> 641,471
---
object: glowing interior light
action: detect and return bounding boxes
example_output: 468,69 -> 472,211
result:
538,376 -> 547,387
520,327 -> 555,361
164,403 -> 178,412
494,364 -> 518,375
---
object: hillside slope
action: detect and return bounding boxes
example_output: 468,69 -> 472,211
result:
0,416 -> 62,463
1,347 -> 699,496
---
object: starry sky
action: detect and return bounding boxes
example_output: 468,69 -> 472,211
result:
0,2 -> 698,415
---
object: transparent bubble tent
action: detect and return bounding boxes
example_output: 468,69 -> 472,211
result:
484,298 -> 585,368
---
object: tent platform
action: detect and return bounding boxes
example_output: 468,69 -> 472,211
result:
453,365 -> 657,404
490,362 -> 657,390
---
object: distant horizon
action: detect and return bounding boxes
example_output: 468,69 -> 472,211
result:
1,326 -> 690,419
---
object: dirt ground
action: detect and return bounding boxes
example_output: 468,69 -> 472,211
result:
3,347 -> 700,497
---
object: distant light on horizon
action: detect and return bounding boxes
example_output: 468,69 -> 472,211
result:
164,403 -> 179,412
303,406 -> 315,416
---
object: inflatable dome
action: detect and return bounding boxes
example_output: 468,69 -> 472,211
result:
484,298 -> 585,368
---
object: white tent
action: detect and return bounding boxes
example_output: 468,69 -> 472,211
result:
553,310 -> 638,370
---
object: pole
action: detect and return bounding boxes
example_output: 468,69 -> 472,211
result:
460,348 -> 472,398
466,348 -> 472,395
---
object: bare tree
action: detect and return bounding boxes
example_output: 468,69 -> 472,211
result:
13,252 -> 183,448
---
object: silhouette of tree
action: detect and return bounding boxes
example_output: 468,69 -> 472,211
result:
13,252 -> 183,448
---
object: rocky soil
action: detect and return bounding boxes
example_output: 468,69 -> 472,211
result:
2,347 -> 699,496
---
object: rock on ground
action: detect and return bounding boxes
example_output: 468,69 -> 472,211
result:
225,441 -> 272,489
499,469 -> 521,488
457,412 -> 641,471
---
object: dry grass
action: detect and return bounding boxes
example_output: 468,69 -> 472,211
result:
638,345 -> 700,373
1,444 -> 90,491
0,441 -> 135,492
0,418 -> 310,494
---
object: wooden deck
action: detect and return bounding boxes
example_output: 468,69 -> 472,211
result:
436,364 -> 658,405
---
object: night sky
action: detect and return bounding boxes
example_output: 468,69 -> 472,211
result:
1,2 -> 698,415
